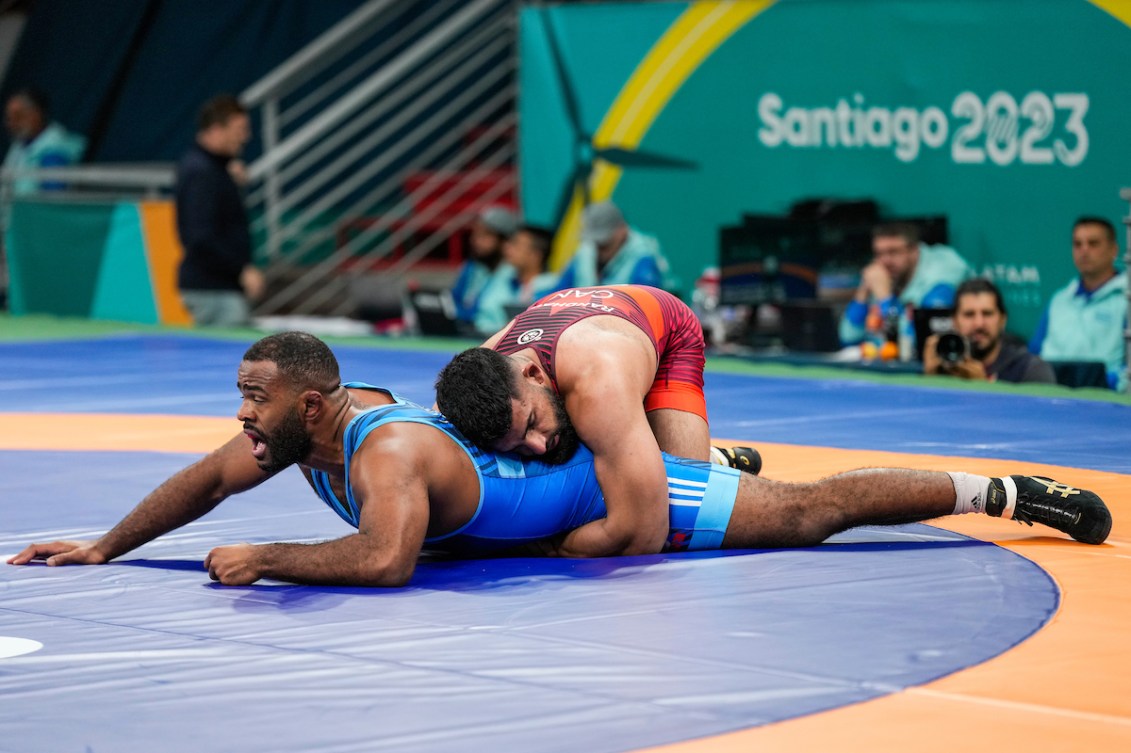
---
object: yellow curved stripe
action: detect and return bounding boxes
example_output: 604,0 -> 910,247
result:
1088,0 -> 1131,27
551,1 -> 776,268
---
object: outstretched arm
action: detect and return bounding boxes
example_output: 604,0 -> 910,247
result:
204,428 -> 433,587
553,356 -> 670,558
7,433 -> 271,567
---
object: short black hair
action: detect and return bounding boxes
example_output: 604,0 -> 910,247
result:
197,93 -> 247,132
516,224 -> 554,271
872,222 -> 921,247
242,332 -> 340,392
434,347 -> 520,448
1073,216 -> 1117,244
954,277 -> 1006,316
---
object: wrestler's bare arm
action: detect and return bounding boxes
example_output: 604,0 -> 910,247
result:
205,426 -> 433,587
8,433 -> 272,567
479,327 -> 507,350
553,329 -> 669,557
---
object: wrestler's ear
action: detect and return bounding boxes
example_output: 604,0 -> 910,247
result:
300,390 -> 323,421
518,360 -> 545,385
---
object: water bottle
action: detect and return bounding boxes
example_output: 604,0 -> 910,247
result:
898,304 -> 916,362
692,266 -> 724,346
861,304 -> 885,361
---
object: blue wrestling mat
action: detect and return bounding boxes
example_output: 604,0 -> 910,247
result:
1,333 -> 1127,752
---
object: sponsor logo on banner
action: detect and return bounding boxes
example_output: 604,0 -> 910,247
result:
757,91 -> 1089,165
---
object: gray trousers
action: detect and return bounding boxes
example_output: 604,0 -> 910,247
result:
180,290 -> 251,327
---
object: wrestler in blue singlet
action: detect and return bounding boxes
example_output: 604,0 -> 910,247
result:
308,386 -> 742,554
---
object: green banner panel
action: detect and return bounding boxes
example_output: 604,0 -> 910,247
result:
6,201 -> 114,317
91,203 -> 160,324
520,0 -> 1131,337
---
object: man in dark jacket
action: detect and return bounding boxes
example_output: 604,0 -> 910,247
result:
923,278 -> 1055,384
175,94 -> 264,327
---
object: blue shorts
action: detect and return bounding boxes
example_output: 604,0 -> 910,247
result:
662,454 -> 741,552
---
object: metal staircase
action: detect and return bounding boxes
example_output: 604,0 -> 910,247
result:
239,0 -> 518,318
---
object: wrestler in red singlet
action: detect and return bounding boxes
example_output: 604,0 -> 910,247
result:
492,285 -> 708,421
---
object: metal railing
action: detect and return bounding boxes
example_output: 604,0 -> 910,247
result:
1,0 -> 518,320
240,0 -> 518,317
0,163 -> 177,304
0,164 -> 174,198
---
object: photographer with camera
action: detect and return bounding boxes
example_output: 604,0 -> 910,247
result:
923,278 -> 1055,384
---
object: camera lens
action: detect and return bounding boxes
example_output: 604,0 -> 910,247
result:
935,333 -> 968,365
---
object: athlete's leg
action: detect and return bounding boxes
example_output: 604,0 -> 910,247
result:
721,468 -> 1111,547
648,408 -> 712,461
723,469 -> 963,548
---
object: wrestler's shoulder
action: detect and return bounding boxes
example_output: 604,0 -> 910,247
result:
559,315 -> 645,347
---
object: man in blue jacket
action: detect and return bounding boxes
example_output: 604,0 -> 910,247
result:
1029,217 -> 1127,390
450,206 -> 517,329
557,201 -> 675,290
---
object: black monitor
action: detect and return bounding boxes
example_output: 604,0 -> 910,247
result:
719,216 -> 822,306
895,215 -> 949,246
719,210 -> 950,310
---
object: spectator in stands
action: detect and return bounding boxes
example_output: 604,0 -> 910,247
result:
557,200 -> 674,290
1029,217 -> 1127,390
839,222 -> 973,345
175,94 -> 264,328
2,87 -> 85,195
923,278 -> 1055,384
450,206 -> 516,329
473,224 -> 561,334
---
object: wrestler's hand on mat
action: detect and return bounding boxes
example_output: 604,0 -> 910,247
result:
7,540 -> 107,566
523,534 -> 568,557
204,544 -> 262,586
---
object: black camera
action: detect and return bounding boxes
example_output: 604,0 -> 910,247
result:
935,332 -> 969,365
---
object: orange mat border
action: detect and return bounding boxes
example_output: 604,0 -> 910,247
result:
643,441 -> 1131,751
2,414 -> 1128,749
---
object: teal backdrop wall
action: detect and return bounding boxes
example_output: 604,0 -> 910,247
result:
6,199 -> 192,325
519,0 -> 1131,338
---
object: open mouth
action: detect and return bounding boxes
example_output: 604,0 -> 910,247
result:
245,428 -> 268,459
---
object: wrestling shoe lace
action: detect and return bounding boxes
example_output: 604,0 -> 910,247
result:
711,446 -> 762,476
987,475 -> 1111,545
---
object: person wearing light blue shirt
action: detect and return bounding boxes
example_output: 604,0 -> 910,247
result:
473,224 -> 562,334
557,201 -> 675,291
3,88 -> 85,195
450,206 -> 517,326
839,222 -> 973,346
1029,217 -> 1127,390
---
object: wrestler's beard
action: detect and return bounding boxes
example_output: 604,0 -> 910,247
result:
540,386 -> 581,465
258,408 -> 313,474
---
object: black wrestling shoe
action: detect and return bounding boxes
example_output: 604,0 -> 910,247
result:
711,445 -> 762,476
986,475 -> 1112,545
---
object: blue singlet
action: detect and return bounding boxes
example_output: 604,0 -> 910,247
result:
308,385 -> 741,554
